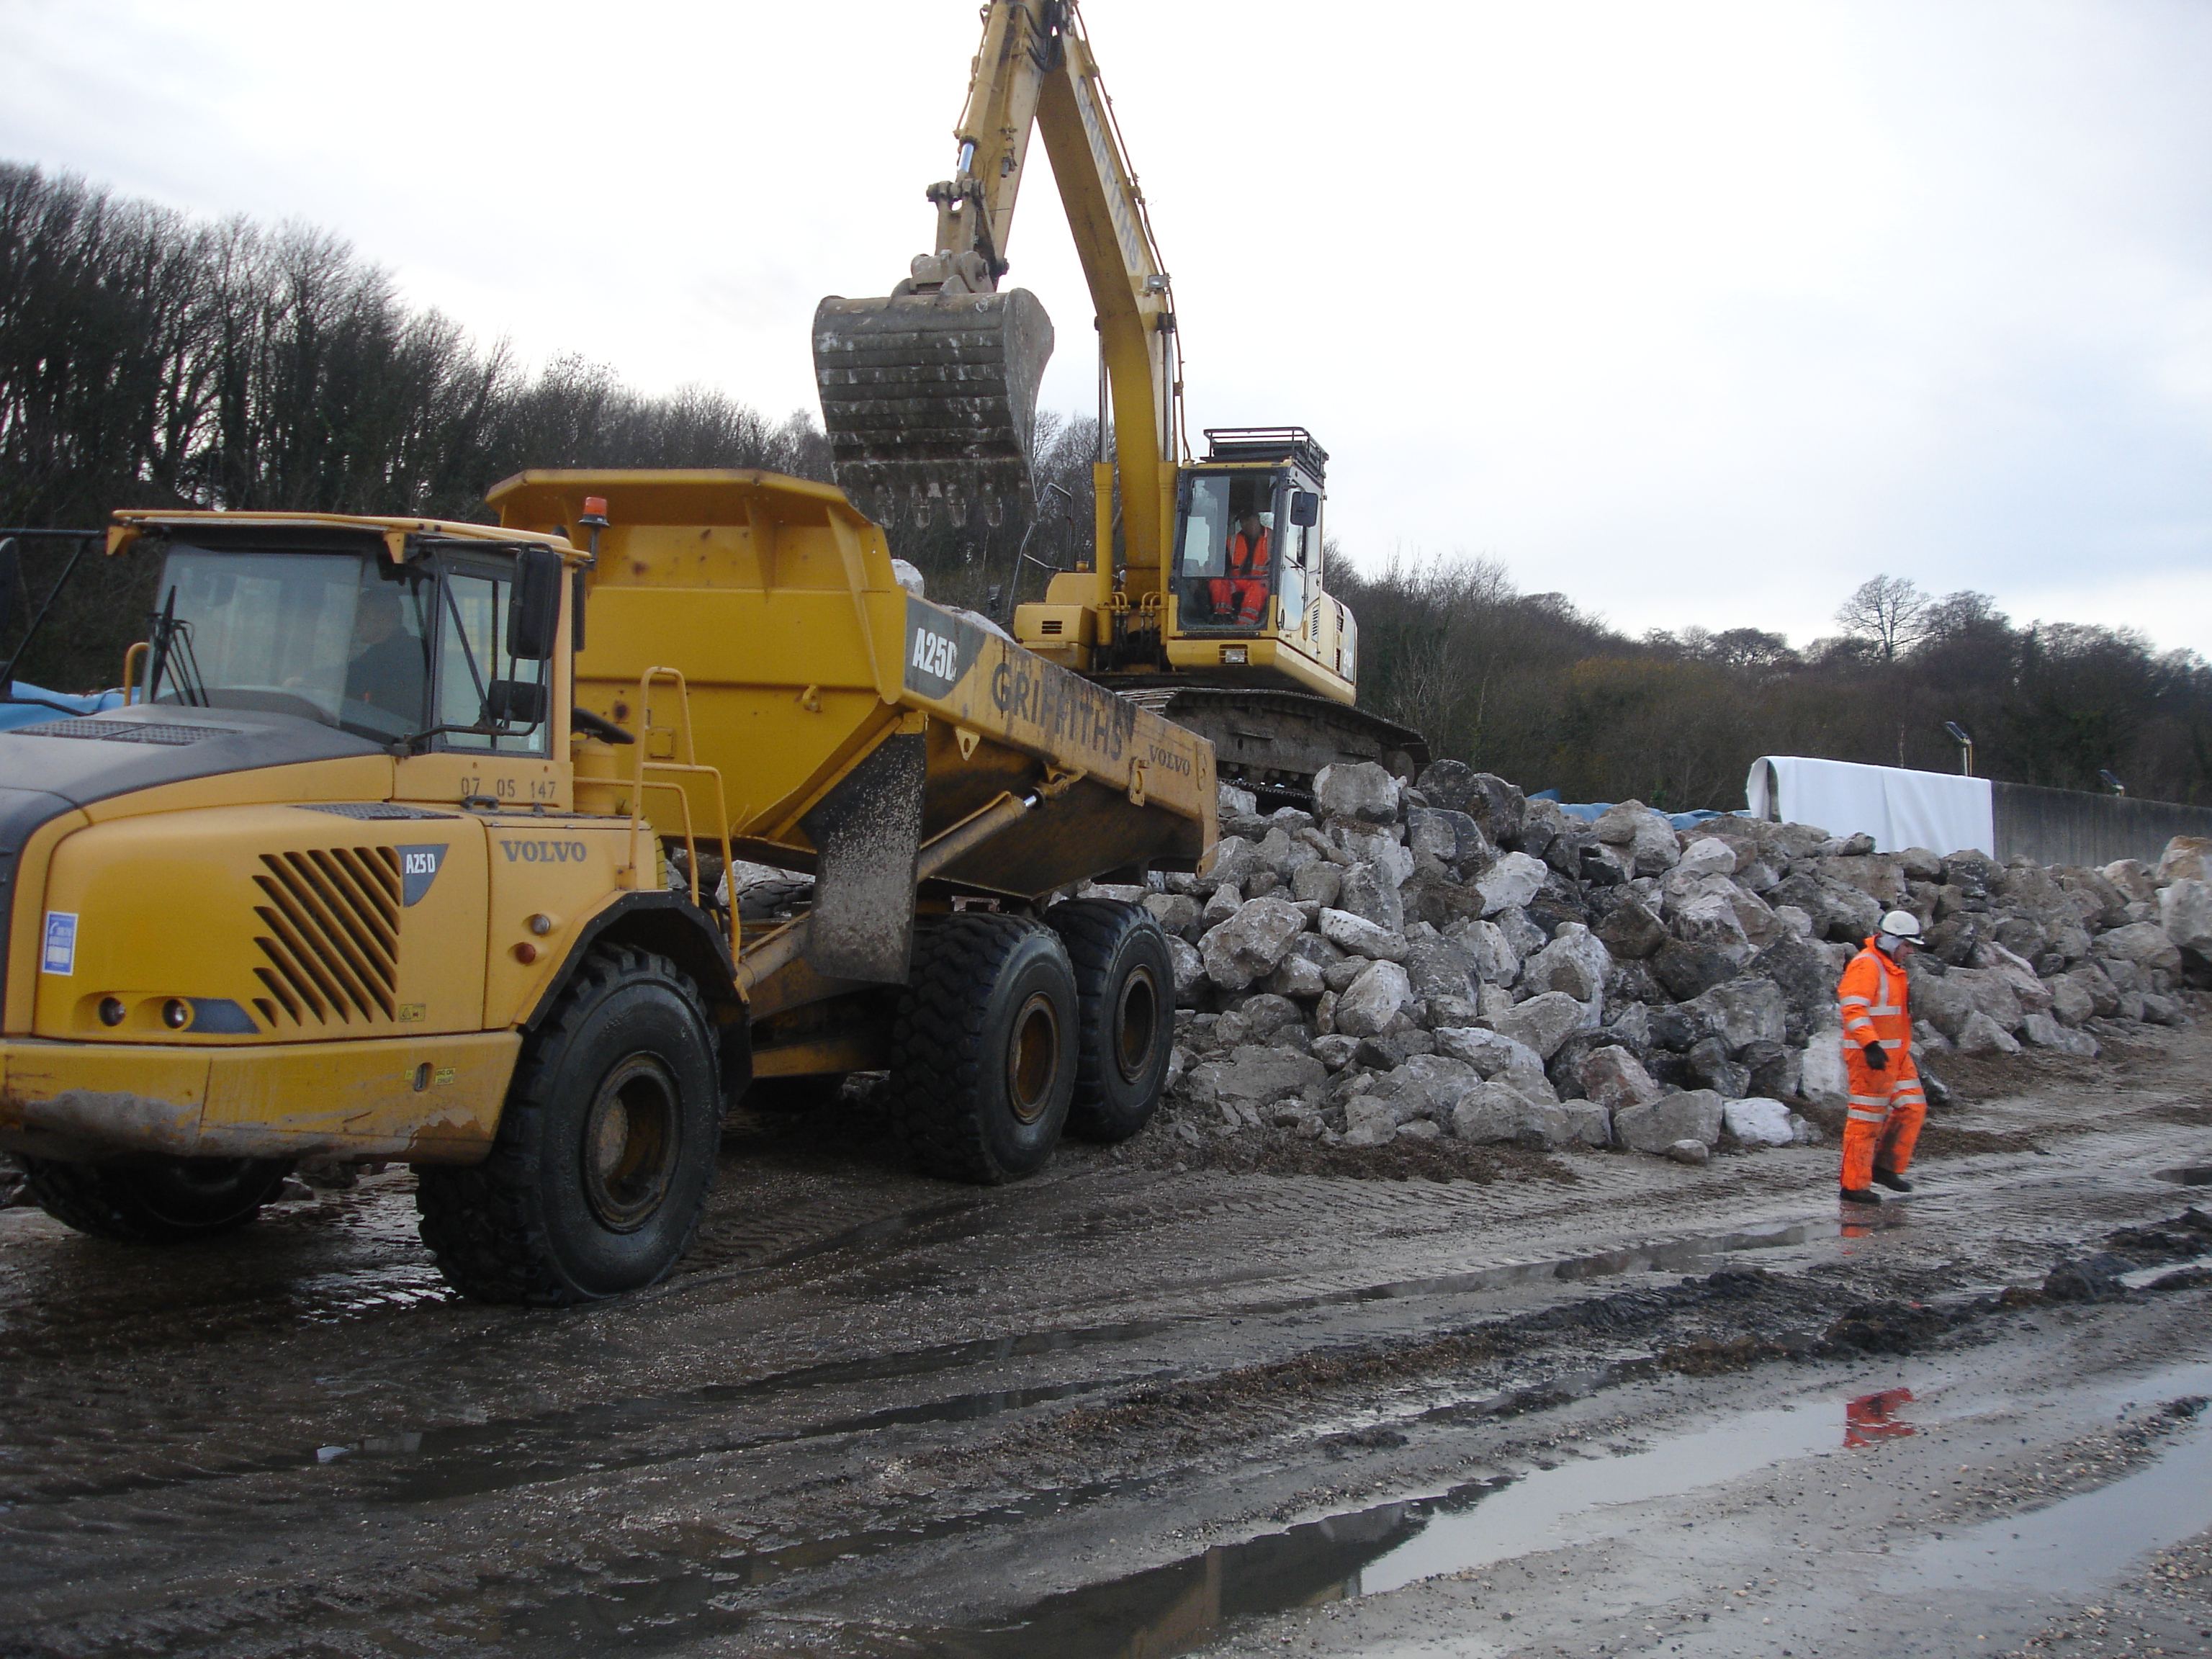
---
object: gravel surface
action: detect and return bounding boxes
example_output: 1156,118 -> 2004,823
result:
0,1015 -> 2208,1658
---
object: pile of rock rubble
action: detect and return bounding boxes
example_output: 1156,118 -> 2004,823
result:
1097,760 -> 2212,1165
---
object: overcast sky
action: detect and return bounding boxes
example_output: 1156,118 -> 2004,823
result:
5,1 -> 2208,654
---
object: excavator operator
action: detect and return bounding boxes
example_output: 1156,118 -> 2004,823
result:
1209,510 -> 1272,629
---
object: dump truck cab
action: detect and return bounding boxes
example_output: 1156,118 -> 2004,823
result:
0,475 -> 1213,1305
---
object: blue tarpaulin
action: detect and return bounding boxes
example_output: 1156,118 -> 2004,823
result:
1529,793 -> 1747,832
0,684 -> 130,732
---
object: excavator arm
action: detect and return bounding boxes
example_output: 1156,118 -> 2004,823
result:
813,0 -> 1180,582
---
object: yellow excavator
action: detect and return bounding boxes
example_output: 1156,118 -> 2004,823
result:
812,0 -> 1426,805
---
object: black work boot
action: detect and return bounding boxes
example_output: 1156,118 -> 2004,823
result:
1871,1166 -> 1914,1193
1840,1186 -> 1883,1205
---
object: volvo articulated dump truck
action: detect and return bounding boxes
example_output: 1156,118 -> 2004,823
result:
0,469 -> 1213,1304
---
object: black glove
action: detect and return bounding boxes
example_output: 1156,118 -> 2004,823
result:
1863,1043 -> 1888,1071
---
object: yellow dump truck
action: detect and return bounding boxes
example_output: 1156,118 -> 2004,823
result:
0,470 -> 1214,1303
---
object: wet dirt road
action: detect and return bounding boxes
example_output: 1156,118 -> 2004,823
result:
1,1028 -> 2209,1659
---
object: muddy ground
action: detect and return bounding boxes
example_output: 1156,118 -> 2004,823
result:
2,1020 -> 2211,1659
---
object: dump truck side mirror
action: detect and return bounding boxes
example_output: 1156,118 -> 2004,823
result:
508,548 -> 564,660
485,678 -> 549,727
1290,491 -> 1320,527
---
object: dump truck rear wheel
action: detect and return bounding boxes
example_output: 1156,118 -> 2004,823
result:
1045,899 -> 1174,1143
415,946 -> 719,1306
887,914 -> 1076,1183
17,1154 -> 292,1243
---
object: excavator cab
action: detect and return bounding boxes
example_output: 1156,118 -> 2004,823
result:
1172,429 -> 1324,639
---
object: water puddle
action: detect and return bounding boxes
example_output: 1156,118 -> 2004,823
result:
895,1398 -> 1885,1656
2153,1165 -> 2212,1187
1887,1411 -> 2212,1595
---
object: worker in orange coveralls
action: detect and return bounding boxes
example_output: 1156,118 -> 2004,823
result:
1837,909 -> 1930,1205
1209,510 -> 1272,627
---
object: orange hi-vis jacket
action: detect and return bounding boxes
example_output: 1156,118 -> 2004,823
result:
1228,529 -> 1272,580
1838,940 -> 1909,1062
1837,937 -> 1927,1185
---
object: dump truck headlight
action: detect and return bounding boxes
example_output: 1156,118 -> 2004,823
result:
99,997 -> 126,1027
1221,646 -> 1247,665
161,999 -> 192,1030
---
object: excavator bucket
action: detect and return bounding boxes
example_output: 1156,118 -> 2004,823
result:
812,288 -> 1054,526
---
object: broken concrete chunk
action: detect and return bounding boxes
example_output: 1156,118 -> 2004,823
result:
1318,907 -> 1409,963
1721,1096 -> 1797,1147
1476,853 -> 1549,917
1954,1010 -> 2023,1054
1334,960 -> 1418,1039
1313,761 -> 1403,827
1596,896 -> 1668,960
1199,896 -> 1310,991
1480,990 -> 1587,1060
1578,1045 -> 1663,1111
1614,1089 -> 1725,1154
1520,922 -> 1611,1002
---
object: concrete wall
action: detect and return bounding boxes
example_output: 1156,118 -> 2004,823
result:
1992,780 -> 2212,868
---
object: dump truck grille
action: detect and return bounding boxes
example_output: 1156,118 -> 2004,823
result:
250,847 -> 400,1027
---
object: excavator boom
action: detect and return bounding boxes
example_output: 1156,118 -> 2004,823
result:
814,1 -> 1428,803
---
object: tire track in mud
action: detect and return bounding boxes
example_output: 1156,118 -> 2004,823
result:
13,1210 -> 2205,1659
0,1029 -> 2206,1657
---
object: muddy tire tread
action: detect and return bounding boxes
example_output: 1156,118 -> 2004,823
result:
414,945 -> 713,1307
17,1156 -> 291,1244
1044,898 -> 1174,1143
886,914 -> 1062,1184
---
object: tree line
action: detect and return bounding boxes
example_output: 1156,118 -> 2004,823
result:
0,163 -> 830,687
6,162 -> 2206,808
1344,562 -> 2212,808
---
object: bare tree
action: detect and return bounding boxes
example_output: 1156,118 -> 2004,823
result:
1835,575 -> 1930,661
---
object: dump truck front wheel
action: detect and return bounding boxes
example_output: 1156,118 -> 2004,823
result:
415,945 -> 719,1305
888,915 -> 1076,1183
18,1154 -> 292,1244
1046,899 -> 1175,1143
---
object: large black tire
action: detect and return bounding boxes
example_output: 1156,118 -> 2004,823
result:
18,1154 -> 292,1244
886,914 -> 1077,1184
415,945 -> 721,1306
1045,899 -> 1175,1143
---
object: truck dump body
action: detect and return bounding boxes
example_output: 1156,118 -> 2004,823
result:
489,469 -> 1215,904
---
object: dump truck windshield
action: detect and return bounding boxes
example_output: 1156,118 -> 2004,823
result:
150,547 -> 428,741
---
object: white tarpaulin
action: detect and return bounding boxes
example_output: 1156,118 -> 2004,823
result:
1745,756 -> 1993,857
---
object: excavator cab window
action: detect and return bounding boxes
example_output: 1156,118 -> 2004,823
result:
1174,472 -> 1280,632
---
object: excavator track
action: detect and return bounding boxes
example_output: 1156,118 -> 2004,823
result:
812,289 -> 1054,527
1111,683 -> 1429,809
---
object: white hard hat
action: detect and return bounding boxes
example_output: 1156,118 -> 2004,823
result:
1879,909 -> 1926,943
